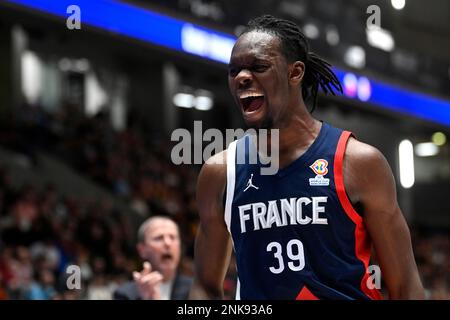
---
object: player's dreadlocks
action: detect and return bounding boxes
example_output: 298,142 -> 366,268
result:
243,15 -> 343,113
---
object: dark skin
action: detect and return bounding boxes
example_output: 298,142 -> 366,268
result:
190,31 -> 424,300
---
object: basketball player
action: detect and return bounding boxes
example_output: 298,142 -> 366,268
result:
190,15 -> 424,300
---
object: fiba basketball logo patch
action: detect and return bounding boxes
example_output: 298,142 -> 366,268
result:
309,159 -> 330,186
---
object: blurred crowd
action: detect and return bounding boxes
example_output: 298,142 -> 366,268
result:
0,102 -> 237,300
0,173 -> 130,300
0,103 -> 448,300
412,228 -> 450,299
0,167 -> 238,300
5,102 -> 202,254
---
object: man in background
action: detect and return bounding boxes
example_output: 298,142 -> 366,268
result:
114,216 -> 192,300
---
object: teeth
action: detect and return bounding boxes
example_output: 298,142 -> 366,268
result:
239,92 -> 264,99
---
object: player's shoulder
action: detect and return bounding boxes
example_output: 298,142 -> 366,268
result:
197,149 -> 228,209
344,136 -> 394,185
200,149 -> 227,179
204,149 -> 227,166
197,148 -> 229,193
345,136 -> 387,167
343,136 -> 395,203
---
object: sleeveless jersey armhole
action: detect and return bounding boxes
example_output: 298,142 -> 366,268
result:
334,131 -> 383,300
224,141 -> 237,234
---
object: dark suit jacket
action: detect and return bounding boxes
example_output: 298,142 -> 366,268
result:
113,273 -> 193,300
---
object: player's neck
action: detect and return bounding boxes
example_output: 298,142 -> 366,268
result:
255,103 -> 321,170
276,101 -> 321,154
279,124 -> 321,164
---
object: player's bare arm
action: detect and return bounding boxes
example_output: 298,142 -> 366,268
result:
189,151 -> 232,299
344,137 -> 425,299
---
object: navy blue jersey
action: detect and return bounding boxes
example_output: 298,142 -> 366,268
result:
224,122 -> 382,300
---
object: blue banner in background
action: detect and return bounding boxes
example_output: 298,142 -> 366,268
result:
7,0 -> 450,127
334,69 -> 450,126
7,0 -> 235,63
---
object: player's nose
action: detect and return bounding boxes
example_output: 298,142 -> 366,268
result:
236,69 -> 253,88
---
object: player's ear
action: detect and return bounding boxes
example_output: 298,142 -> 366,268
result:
136,243 -> 144,258
289,61 -> 305,85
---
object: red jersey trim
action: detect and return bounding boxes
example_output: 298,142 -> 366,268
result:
334,131 -> 382,300
296,286 -> 320,300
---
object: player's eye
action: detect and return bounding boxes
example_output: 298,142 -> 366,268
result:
252,64 -> 269,72
228,66 -> 240,77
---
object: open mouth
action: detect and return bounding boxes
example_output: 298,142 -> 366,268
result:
161,253 -> 173,262
240,94 -> 265,113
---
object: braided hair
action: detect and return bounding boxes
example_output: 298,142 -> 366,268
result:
243,15 -> 343,113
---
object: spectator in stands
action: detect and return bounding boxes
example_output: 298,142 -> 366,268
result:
113,216 -> 192,300
24,268 -> 57,300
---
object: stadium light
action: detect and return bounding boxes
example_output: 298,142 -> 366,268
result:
399,140 -> 415,189
432,132 -> 446,146
344,46 -> 365,69
85,71 -> 107,116
357,77 -> 372,102
415,142 -> 439,157
303,23 -> 319,40
58,58 -> 71,72
343,73 -> 358,98
366,27 -> 395,52
391,0 -> 406,10
173,93 -> 194,108
325,25 -> 339,46
22,50 -> 42,105
74,59 -> 90,73
194,89 -> 214,111
194,96 -> 213,111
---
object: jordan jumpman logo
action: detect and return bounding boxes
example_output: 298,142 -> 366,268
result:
244,173 -> 259,192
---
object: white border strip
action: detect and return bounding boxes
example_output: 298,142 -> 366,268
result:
224,140 -> 237,233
